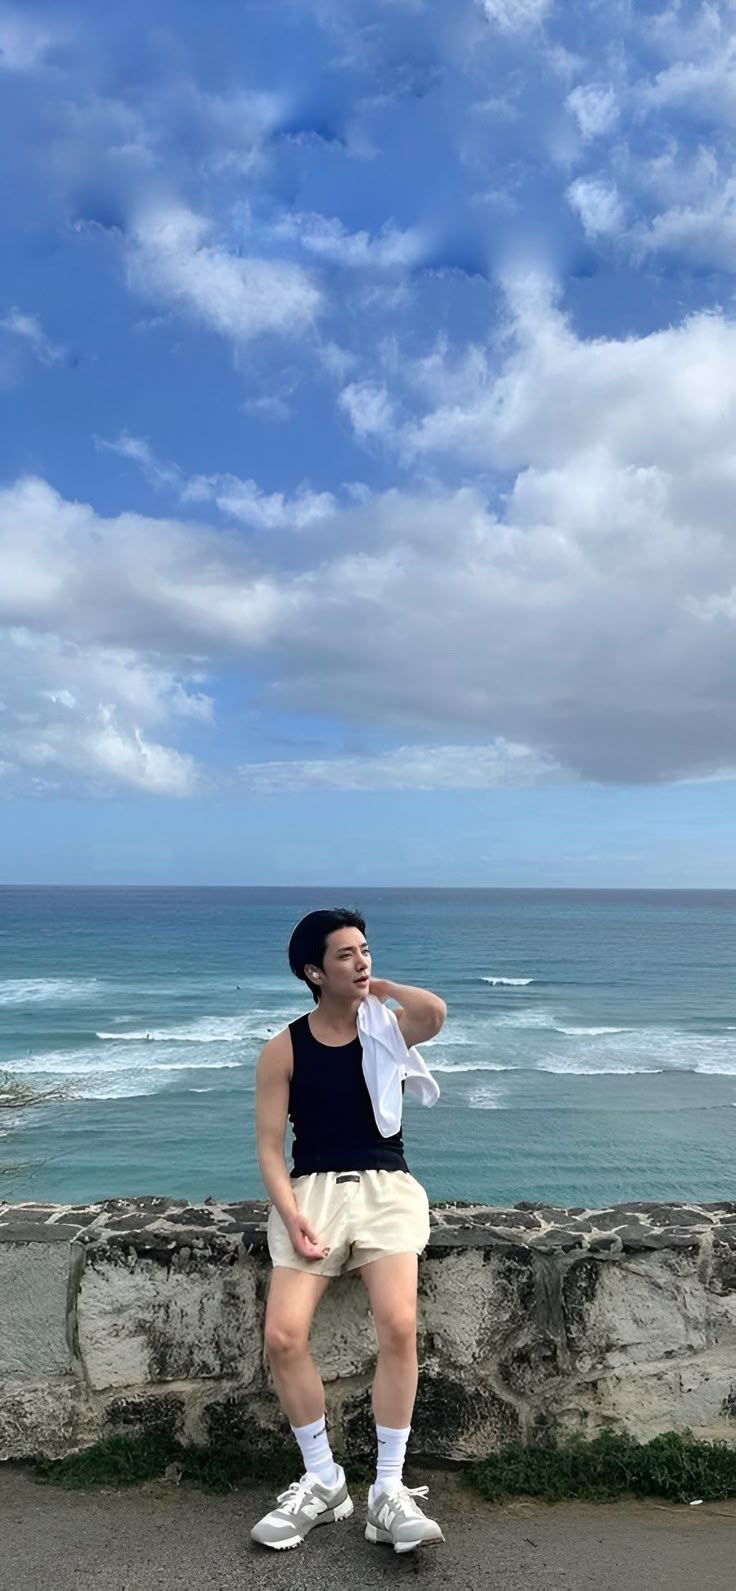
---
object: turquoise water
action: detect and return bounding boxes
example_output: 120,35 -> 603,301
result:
1,887 -> 735,1207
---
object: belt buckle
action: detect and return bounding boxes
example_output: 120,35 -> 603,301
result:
336,1172 -> 360,1184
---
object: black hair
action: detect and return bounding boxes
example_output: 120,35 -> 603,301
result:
287,907 -> 367,1004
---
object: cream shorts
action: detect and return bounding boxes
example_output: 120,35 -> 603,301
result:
267,1168 -> 431,1277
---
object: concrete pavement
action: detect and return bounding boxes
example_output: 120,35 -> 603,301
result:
1,1462 -> 734,1591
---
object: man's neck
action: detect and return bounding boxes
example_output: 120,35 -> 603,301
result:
309,996 -> 361,1043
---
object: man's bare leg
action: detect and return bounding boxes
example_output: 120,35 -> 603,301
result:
360,1252 -> 444,1550
252,1266 -> 354,1550
360,1252 -> 419,1426
264,1266 -> 332,1425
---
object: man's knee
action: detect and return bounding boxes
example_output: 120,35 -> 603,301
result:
264,1314 -> 310,1362
374,1307 -> 417,1354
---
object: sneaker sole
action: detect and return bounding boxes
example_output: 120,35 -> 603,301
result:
365,1522 -> 445,1553
252,1495 -> 354,1550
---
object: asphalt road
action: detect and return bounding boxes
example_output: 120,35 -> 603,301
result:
1,1463 -> 734,1591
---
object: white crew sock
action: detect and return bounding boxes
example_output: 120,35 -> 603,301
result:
374,1423 -> 411,1495
290,1414 -> 339,1488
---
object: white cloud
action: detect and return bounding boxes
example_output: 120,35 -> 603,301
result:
0,9 -> 59,71
633,178 -> 736,272
127,202 -> 322,347
97,431 -> 337,530
241,394 -> 293,422
194,87 -> 286,177
0,308 -> 65,364
566,83 -> 619,141
567,176 -> 625,238
181,474 -> 337,530
238,739 -> 563,791
273,211 -> 427,271
339,381 -> 395,439
641,41 -> 736,128
477,0 -> 551,33
403,271 -> 736,475
0,626 -> 208,797
97,432 -> 181,491
6,268 -> 736,792
0,474 -> 296,651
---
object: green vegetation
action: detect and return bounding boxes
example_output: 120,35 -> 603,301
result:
29,1427 -> 736,1503
465,1429 -> 736,1504
32,1432 -> 296,1492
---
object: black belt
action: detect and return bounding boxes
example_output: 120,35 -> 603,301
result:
335,1173 -> 361,1184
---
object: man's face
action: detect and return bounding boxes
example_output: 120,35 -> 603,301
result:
313,926 -> 371,1000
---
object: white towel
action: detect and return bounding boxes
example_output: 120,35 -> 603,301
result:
357,993 -> 440,1137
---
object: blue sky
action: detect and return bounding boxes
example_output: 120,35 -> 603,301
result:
2,0 -> 736,885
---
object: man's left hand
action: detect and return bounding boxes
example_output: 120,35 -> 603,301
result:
368,977 -> 393,1002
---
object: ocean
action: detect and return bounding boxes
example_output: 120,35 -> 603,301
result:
1,887 -> 734,1209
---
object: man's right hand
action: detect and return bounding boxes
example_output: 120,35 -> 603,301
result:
287,1211 -> 330,1261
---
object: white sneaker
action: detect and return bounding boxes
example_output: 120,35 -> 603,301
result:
365,1481 -> 445,1553
251,1467 -> 353,1550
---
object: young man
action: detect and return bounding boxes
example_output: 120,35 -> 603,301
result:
252,906 -> 447,1554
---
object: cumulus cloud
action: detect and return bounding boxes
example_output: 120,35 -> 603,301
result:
0,627 -> 208,797
127,202 -> 322,347
0,308 -> 65,364
338,381 -> 395,439
97,431 -> 337,529
640,31 -> 736,129
566,83 -> 619,141
567,176 -> 625,238
272,211 -> 427,271
5,269 -> 736,794
477,0 -> 551,34
632,177 -> 736,272
0,475 -> 297,652
403,271 -> 736,474
180,474 -> 337,530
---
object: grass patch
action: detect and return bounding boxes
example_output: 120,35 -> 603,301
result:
465,1429 -> 736,1505
32,1432 -> 298,1493
30,1427 -> 736,1505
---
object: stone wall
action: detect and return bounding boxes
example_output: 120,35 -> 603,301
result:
1,1195 -> 735,1465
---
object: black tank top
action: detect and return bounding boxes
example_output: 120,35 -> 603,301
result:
288,1013 -> 408,1178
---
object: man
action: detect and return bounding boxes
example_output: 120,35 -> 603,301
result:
252,906 -> 447,1554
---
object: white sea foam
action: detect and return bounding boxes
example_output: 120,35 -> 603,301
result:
482,976 -> 534,986
537,1061 -> 664,1075
4,1047 -> 245,1078
424,1025 -> 478,1047
466,1084 -> 507,1109
430,1060 -> 515,1073
490,1009 -> 557,1030
150,1061 -> 242,1072
95,1010 -> 295,1045
0,978 -> 101,1006
63,1081 -> 163,1100
7,1049 -> 127,1077
555,1025 -> 628,1037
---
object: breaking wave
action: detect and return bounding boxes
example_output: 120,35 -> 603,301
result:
482,976 -> 534,986
0,978 -> 101,1006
